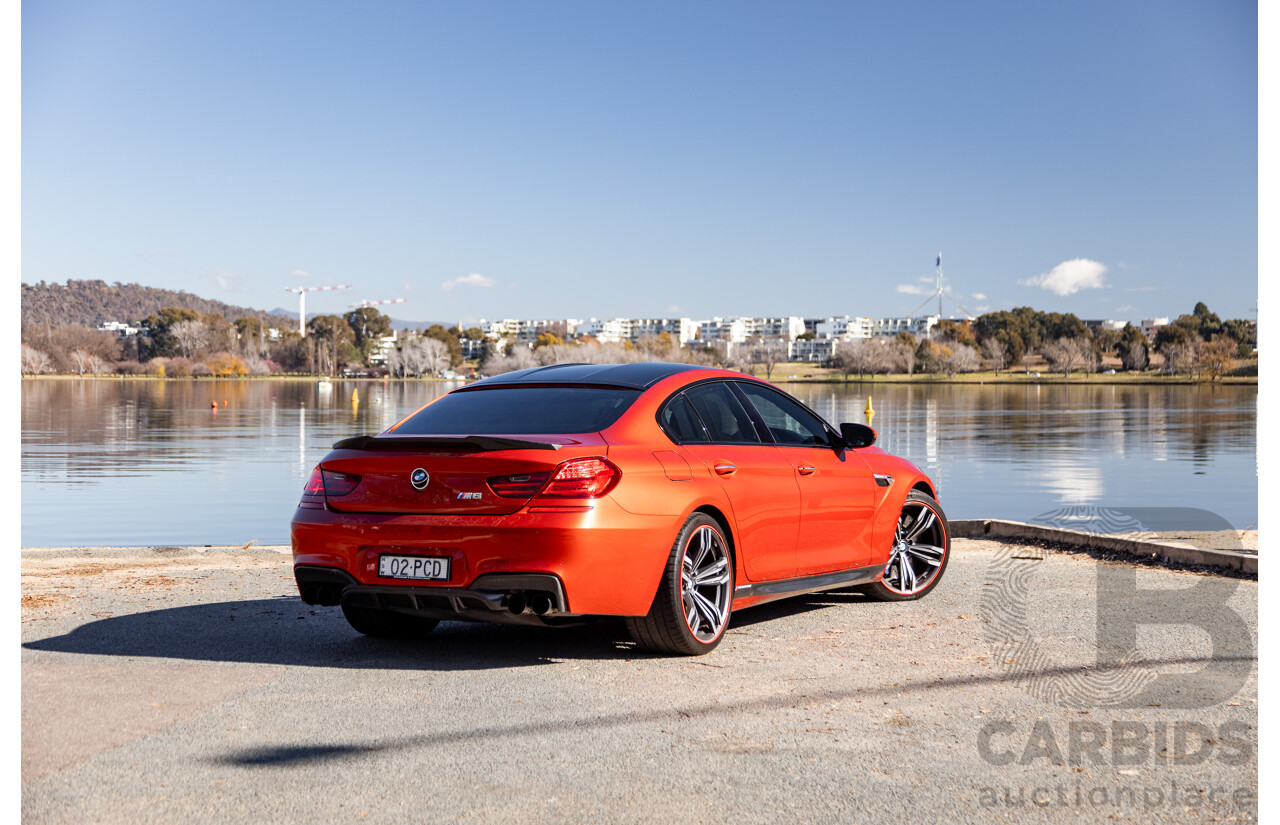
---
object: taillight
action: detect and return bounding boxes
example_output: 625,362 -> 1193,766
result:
303,467 -> 325,496
301,467 -> 361,501
488,472 -> 551,498
537,458 -> 621,499
322,470 -> 361,496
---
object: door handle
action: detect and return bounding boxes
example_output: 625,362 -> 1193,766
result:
797,465 -> 817,476
713,463 -> 737,476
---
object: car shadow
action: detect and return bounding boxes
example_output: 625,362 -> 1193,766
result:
726,589 -> 869,629
23,598 -> 642,670
23,590 -> 877,670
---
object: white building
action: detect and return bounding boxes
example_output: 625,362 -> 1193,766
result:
624,318 -> 698,344
97,321 -> 142,336
699,317 -> 748,344
868,315 -> 938,337
367,330 -> 399,365
788,337 -> 840,362
815,315 -> 938,340
1140,318 -> 1170,339
581,318 -> 628,343
481,319 -> 580,344
741,316 -> 807,341
460,337 -> 489,360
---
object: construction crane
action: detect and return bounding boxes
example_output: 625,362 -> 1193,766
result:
348,298 -> 408,309
284,284 -> 353,336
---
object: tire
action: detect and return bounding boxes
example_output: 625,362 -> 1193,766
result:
857,490 -> 950,602
626,513 -> 734,656
341,603 -> 440,638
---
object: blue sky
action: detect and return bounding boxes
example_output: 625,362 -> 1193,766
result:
22,0 -> 1258,325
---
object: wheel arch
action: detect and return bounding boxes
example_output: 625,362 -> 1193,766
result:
692,504 -> 737,570
911,479 -> 936,499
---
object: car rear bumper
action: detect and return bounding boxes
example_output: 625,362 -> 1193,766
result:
290,498 -> 682,616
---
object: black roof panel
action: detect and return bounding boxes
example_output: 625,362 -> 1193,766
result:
467,362 -> 710,390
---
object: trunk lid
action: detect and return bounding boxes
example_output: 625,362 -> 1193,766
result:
320,433 -> 607,515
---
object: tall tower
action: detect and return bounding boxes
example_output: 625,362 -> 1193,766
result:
906,251 -> 973,337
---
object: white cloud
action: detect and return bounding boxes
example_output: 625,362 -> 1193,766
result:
1116,304 -> 1134,313
972,292 -> 987,300
290,269 -> 309,279
668,305 -> 681,313
207,268 -> 240,291
441,273 -> 496,291
1020,258 -> 1107,296
896,284 -> 927,295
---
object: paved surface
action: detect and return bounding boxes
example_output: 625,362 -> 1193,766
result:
21,541 -> 1258,824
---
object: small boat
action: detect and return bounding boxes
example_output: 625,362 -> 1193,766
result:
317,379 -> 333,391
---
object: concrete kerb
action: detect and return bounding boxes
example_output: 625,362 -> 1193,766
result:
950,519 -> 1257,575
21,545 -> 293,559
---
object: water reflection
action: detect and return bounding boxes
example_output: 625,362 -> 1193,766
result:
21,379 -> 1257,546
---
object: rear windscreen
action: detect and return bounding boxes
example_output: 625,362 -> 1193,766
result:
392,386 -> 642,435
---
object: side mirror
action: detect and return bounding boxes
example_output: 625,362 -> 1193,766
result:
840,422 -> 876,448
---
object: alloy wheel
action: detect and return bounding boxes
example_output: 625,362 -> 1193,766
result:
680,525 -> 732,642
882,500 -> 947,595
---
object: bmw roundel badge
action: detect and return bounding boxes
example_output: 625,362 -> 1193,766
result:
410,468 -> 430,491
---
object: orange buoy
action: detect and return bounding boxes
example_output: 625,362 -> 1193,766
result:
211,401 -> 218,409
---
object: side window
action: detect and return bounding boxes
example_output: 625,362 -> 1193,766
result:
684,383 -> 762,444
735,382 -> 831,446
659,393 -> 708,443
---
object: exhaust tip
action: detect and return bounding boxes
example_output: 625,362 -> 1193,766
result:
530,593 -> 554,616
314,585 -> 340,607
507,593 -> 527,615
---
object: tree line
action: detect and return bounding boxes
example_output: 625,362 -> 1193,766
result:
19,304 -> 487,377
20,296 -> 1256,381
822,303 -> 1255,381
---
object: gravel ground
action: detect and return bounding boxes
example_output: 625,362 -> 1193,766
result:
21,540 -> 1258,824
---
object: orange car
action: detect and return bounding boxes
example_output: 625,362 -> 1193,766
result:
291,363 -> 949,655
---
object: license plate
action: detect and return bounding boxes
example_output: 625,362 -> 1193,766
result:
377,554 -> 451,581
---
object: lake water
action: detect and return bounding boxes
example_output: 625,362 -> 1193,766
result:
20,378 -> 1258,546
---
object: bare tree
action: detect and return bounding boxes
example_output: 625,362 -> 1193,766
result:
831,339 -> 883,380
1020,345 -> 1037,373
69,349 -> 94,375
943,343 -> 981,377
1194,337 -> 1236,381
85,354 -> 110,374
749,338 -> 787,380
981,337 -> 1008,373
1121,340 -> 1149,371
1041,337 -> 1093,377
887,339 -> 916,375
1161,339 -> 1198,375
477,344 -> 541,376
171,320 -> 209,358
419,337 -> 451,375
388,337 -> 453,377
21,345 -> 52,374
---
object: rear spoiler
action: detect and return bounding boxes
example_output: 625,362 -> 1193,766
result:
332,435 -> 562,452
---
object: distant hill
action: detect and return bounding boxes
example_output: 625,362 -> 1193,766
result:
21,280 -> 290,329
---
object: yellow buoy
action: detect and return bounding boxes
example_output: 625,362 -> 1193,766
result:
865,396 -> 874,416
